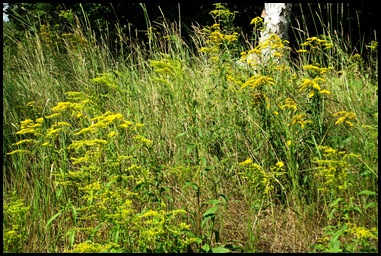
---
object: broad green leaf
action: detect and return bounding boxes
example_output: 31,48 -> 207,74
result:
184,182 -> 199,193
358,190 -> 377,196
201,215 -> 213,228
324,247 -> 342,253
45,209 -> 63,229
200,156 -> 207,167
364,202 -> 377,210
203,206 -> 218,217
212,246 -> 231,253
175,132 -> 187,138
203,199 -> 221,205
186,144 -> 196,155
332,225 -> 347,242
217,194 -> 228,203
329,198 -> 343,208
350,206 -> 362,214
202,243 -> 211,252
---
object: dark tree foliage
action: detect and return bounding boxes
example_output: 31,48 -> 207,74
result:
4,3 -> 378,54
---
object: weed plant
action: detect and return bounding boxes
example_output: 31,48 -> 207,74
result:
3,3 -> 378,253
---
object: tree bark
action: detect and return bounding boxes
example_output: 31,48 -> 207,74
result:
237,3 -> 292,70
260,3 -> 292,42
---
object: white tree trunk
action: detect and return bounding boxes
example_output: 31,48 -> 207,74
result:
260,3 -> 292,42
237,3 -> 292,70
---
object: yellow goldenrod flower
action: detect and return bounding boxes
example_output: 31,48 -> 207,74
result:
134,135 -> 153,146
26,101 -> 35,107
289,114 -> 313,129
299,78 -> 325,95
46,128 -> 62,137
36,117 -> 44,123
324,43 -> 333,49
70,155 -> 90,165
68,139 -> 107,150
241,75 -> 275,89
275,161 -> 285,168
45,113 -> 60,119
319,89 -> 331,95
16,119 -> 42,135
119,121 -> 133,129
74,126 -> 97,136
107,131 -> 117,138
303,65 -> 321,71
78,181 -> 101,191
56,121 -> 71,127
365,40 -> 378,50
7,149 -> 31,155
42,142 -> 51,147
211,23 -> 220,29
51,102 -> 72,112
12,139 -> 35,146
250,16 -> 263,26
240,158 -> 253,165
333,111 -> 357,126
280,98 -> 298,111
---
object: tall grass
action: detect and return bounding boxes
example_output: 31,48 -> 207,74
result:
3,3 -> 378,252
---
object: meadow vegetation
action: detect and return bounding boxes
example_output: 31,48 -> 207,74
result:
3,3 -> 378,252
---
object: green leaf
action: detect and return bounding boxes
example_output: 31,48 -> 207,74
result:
201,215 -> 213,228
202,243 -> 211,252
66,228 -> 76,247
332,225 -> 347,242
203,199 -> 221,205
350,206 -> 362,214
175,132 -> 187,138
358,190 -> 377,196
217,194 -> 228,203
200,156 -> 207,167
45,209 -> 63,229
197,128 -> 203,138
186,144 -> 195,155
329,198 -> 343,208
364,202 -> 377,210
324,247 -> 342,253
71,204 -> 77,225
184,182 -> 199,193
212,246 -> 231,253
203,206 -> 218,217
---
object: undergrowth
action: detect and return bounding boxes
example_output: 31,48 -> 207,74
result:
3,3 -> 378,253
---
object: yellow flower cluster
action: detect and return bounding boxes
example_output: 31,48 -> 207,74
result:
299,36 -> 333,50
346,223 -> 378,240
289,114 -> 313,129
91,73 -> 119,89
333,111 -> 357,127
299,77 -> 331,98
209,3 -> 238,26
15,119 -> 41,136
303,64 -> 334,75
66,241 -> 120,253
75,111 -> 123,135
280,98 -> 298,111
250,17 -> 264,28
239,159 -> 285,196
313,145 -> 360,192
365,40 -> 378,50
241,75 -> 275,89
